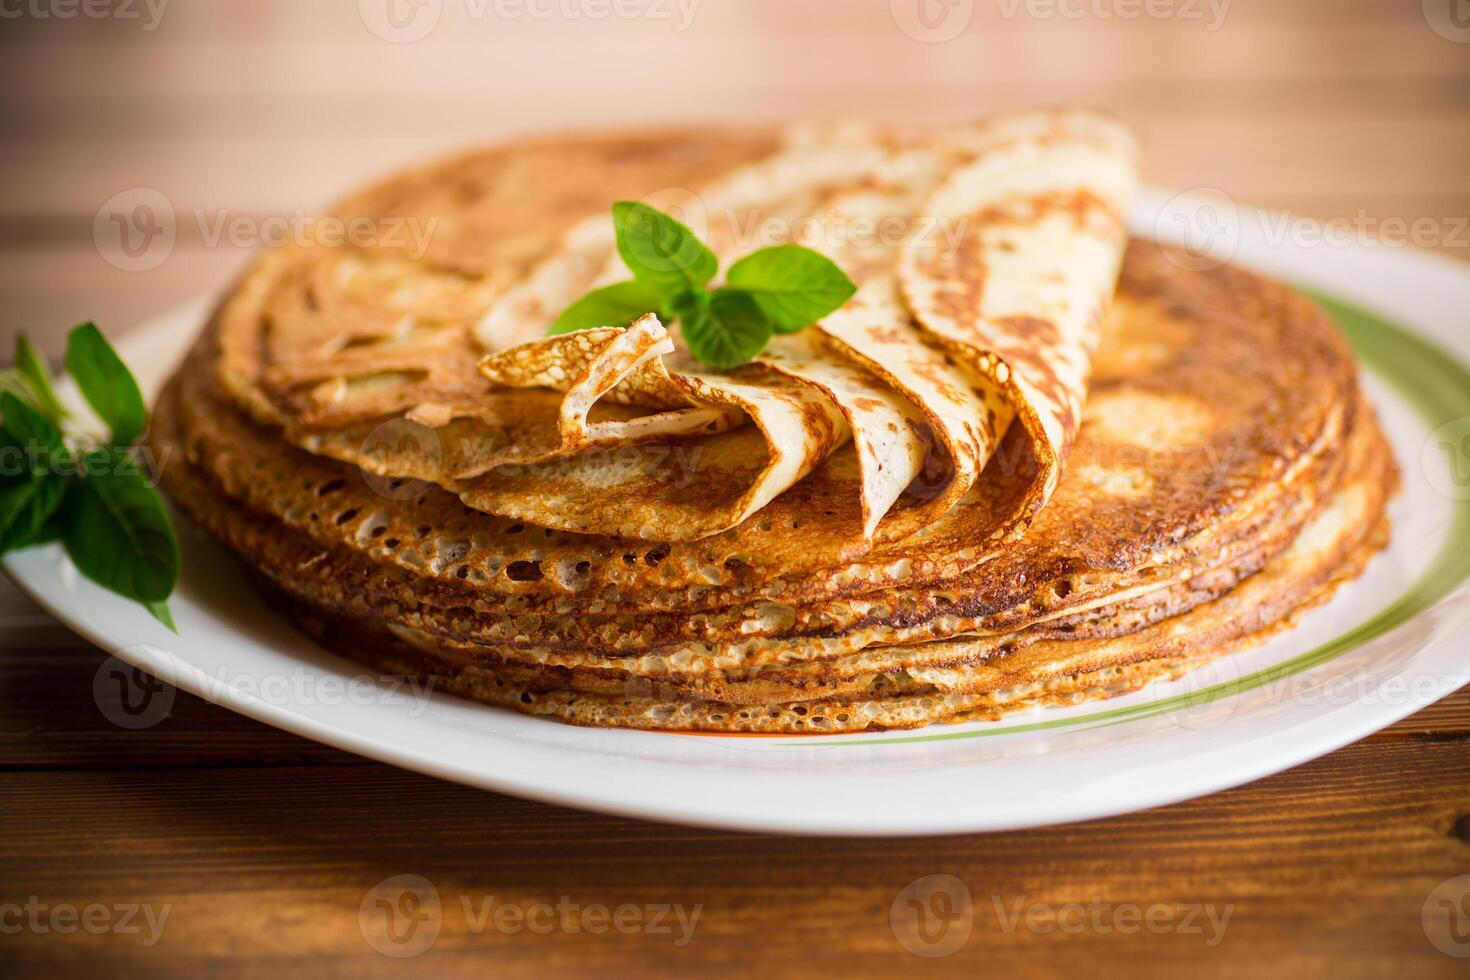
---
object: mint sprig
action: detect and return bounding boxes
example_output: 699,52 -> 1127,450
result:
66,322 -> 149,446
0,397 -> 70,552
549,202 -> 857,369
66,448 -> 179,606
0,325 -> 180,631
15,334 -> 68,423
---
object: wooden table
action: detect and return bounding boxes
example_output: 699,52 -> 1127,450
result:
4,1 -> 1470,976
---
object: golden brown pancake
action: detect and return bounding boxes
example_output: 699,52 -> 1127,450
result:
148,123 -> 1397,733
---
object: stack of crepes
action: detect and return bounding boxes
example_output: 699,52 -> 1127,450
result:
150,111 -> 1399,732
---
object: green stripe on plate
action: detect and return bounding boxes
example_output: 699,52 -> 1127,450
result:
794,291 -> 1470,747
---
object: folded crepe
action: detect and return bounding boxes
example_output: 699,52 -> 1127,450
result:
213,111 -> 1137,562
473,110 -> 1135,541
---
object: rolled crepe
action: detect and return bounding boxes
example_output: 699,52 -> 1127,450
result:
467,110 -> 1137,542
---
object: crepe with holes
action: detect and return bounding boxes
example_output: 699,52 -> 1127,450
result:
155,126 -> 1397,735
151,240 -> 1399,731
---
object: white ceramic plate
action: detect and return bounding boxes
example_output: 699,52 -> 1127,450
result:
8,190 -> 1470,835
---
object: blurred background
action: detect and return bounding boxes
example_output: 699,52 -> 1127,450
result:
3,0 -> 1467,357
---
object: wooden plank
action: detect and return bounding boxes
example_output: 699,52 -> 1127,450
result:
6,5 -> 1462,93
8,108 -> 1470,206
0,243 -> 243,361
3,95 -> 1467,217
11,75 -> 1470,144
1382,690 -> 1470,738
0,0 -> 1438,51
0,733 -> 1465,978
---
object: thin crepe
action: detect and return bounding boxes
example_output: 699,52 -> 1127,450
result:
469,110 -> 1137,541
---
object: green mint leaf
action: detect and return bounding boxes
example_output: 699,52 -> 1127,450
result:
668,289 -> 707,321
64,448 -> 179,604
0,396 -> 74,552
549,280 -> 668,336
15,335 -> 68,425
1,392 -> 67,462
681,290 -> 773,370
146,600 -> 178,633
65,323 -> 148,445
557,205 -> 857,367
725,244 -> 857,333
612,201 -> 718,294
16,487 -> 70,547
1,402 -> 27,487
0,474 -> 67,553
